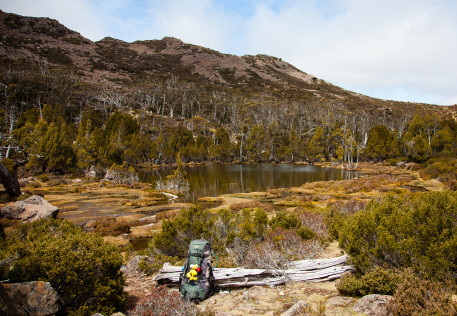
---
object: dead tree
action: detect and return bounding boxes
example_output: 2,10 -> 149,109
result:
154,255 -> 354,288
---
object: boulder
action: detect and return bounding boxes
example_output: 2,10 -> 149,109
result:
0,195 -> 59,222
0,281 -> 60,315
121,255 -> 152,277
353,294 -> 393,316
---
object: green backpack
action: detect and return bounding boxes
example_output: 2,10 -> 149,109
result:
179,239 -> 216,302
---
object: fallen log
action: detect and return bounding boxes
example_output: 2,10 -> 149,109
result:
154,255 -> 355,287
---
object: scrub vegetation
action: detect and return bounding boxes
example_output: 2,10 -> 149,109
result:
0,218 -> 125,315
332,190 -> 457,314
139,206 -> 328,272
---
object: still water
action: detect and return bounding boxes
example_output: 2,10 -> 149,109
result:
138,163 -> 358,202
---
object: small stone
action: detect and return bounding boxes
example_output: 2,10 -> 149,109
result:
279,290 -> 285,296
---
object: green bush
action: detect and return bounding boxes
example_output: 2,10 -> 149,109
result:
339,191 -> 457,281
37,174 -> 50,182
269,211 -> 300,230
420,157 -> 457,190
337,267 -> 399,296
388,269 -> 457,315
149,206 -> 325,267
137,254 -> 182,275
0,218 -> 125,315
325,208 -> 346,240
297,226 -> 316,240
151,206 -> 216,257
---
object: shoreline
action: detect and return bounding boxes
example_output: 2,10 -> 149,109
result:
2,162 -> 443,246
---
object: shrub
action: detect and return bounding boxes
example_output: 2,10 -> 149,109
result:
107,162 -> 139,185
130,285 -> 197,316
137,254 -> 182,275
337,267 -> 399,297
0,218 -> 125,315
298,210 -> 328,240
339,191 -> 457,281
155,153 -> 189,195
1,158 -> 14,174
296,226 -> 316,240
244,228 -> 324,269
149,206 -> 322,268
151,206 -> 216,257
37,174 -> 49,182
269,211 -> 300,230
420,157 -> 457,190
27,180 -> 41,188
325,208 -> 346,240
388,269 -> 457,315
47,177 -> 68,186
93,216 -> 130,236
0,192 -> 14,203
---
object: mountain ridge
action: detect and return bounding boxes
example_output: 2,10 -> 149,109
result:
0,10 -> 423,103
1,9 -> 456,127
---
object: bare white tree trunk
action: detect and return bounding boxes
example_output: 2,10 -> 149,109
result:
154,255 -> 354,287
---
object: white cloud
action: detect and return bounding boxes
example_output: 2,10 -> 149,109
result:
242,0 -> 457,105
136,0 -> 245,53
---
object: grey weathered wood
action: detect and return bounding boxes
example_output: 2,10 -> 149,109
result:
154,255 -> 354,287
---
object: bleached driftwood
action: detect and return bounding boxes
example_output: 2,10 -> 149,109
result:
154,255 -> 354,288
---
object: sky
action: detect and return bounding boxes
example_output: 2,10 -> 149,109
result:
1,0 -> 457,106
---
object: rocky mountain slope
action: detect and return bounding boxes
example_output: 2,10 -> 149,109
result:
0,9 -> 451,118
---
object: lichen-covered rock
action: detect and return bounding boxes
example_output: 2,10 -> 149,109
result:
0,195 -> 58,222
280,300 -> 308,316
121,255 -> 152,277
0,281 -> 60,315
353,294 -> 393,316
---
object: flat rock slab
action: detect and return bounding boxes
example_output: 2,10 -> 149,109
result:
353,294 -> 393,316
0,281 -> 60,316
1,195 -> 59,222
326,296 -> 356,307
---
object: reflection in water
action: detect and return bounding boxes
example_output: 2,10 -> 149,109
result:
138,164 -> 358,203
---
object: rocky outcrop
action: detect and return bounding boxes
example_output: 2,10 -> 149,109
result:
0,195 -> 59,222
353,294 -> 393,316
0,281 -> 60,315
